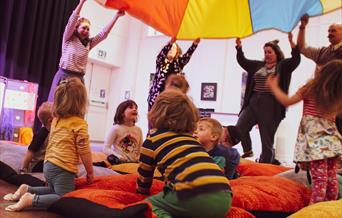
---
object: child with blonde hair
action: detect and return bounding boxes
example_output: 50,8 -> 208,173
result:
267,60 -> 342,204
4,77 -> 94,211
137,90 -> 232,218
194,118 -> 240,179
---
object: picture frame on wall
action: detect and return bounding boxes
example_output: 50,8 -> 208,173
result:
201,82 -> 217,101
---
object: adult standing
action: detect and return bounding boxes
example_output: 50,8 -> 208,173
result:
48,0 -> 125,101
235,33 -> 301,164
147,38 -> 200,111
297,15 -> 342,134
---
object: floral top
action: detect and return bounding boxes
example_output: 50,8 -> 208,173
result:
147,42 -> 198,110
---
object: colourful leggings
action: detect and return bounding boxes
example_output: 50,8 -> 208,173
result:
310,157 -> 339,204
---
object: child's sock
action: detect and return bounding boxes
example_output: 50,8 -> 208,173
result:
5,193 -> 34,211
3,184 -> 29,201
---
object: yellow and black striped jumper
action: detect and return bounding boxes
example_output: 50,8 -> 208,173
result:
137,129 -> 232,218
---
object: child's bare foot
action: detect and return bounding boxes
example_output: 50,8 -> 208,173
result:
5,193 -> 34,211
3,184 -> 29,201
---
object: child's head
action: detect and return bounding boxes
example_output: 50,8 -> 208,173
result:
194,118 -> 222,150
167,43 -> 182,60
75,17 -> 91,40
53,77 -> 88,118
165,74 -> 189,94
113,100 -> 138,125
220,126 -> 242,147
310,60 -> 342,114
37,102 -> 53,129
148,89 -> 199,133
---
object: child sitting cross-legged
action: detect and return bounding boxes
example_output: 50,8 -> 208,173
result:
194,118 -> 241,179
137,90 -> 232,218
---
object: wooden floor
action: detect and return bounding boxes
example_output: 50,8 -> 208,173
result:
0,180 -> 61,218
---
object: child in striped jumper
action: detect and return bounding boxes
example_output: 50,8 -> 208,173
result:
137,89 -> 232,218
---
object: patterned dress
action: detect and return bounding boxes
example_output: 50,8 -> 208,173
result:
147,42 -> 198,110
293,88 -> 342,162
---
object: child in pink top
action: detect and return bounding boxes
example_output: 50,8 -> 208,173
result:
48,0 -> 124,101
267,60 -> 342,204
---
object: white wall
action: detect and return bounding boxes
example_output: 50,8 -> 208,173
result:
84,3 -> 341,163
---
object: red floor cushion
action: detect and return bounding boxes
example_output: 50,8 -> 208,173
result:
227,207 -> 255,218
237,162 -> 292,176
230,176 -> 311,213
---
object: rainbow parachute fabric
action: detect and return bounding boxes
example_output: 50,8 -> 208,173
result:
96,0 -> 341,39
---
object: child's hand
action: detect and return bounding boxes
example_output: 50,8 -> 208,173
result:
266,74 -> 279,89
86,172 -> 94,184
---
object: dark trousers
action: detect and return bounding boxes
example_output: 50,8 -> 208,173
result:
0,161 -> 45,186
236,93 -> 282,163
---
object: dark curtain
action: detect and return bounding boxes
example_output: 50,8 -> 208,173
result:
0,0 -> 78,132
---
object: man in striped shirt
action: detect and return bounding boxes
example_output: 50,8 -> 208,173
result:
297,15 -> 342,134
137,90 -> 232,218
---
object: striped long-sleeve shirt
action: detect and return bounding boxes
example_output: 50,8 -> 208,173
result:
45,117 -> 91,174
59,10 -> 112,73
137,129 -> 231,199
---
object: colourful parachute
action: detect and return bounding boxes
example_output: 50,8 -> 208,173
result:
96,0 -> 341,39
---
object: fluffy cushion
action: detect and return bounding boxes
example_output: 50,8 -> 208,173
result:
230,176 -> 311,213
227,207 -> 255,218
49,174 -> 164,218
237,162 -> 291,176
288,200 -> 342,218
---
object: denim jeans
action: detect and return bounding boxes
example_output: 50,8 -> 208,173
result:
28,161 -> 76,209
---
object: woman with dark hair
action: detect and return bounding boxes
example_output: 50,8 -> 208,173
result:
48,0 -> 124,101
235,33 -> 301,164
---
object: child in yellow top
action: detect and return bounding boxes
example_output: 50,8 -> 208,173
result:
4,77 -> 93,211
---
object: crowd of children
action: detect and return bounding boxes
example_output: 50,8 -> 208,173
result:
1,0 -> 342,217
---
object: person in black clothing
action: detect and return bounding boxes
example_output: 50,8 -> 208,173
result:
235,33 -> 300,164
0,161 -> 45,187
20,102 -> 53,173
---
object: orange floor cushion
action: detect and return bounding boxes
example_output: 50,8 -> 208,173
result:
237,162 -> 292,176
230,176 -> 311,213
227,207 -> 255,218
